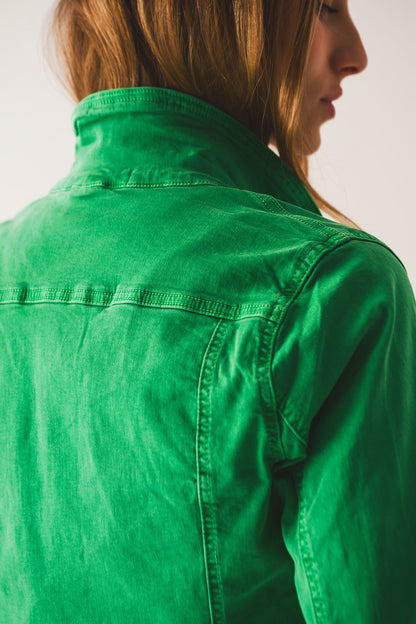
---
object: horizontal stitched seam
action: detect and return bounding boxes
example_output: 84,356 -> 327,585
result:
0,286 -> 281,323
49,180 -> 220,193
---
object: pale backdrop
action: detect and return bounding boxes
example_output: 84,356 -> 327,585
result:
1,0 -> 415,290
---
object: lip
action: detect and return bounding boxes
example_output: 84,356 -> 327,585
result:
320,88 -> 343,119
321,88 -> 343,103
320,99 -> 336,119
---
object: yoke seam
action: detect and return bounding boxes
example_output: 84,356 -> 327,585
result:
0,286 -> 281,322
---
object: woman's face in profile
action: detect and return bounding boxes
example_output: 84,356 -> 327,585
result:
299,0 -> 368,155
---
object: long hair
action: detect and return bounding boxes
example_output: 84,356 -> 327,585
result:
43,0 -> 360,229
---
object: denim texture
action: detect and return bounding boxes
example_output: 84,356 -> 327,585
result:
0,87 -> 415,623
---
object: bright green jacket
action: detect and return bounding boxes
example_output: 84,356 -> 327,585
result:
1,87 -> 415,624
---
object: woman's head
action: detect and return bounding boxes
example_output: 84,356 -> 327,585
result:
300,1 -> 367,155
44,0 -> 366,227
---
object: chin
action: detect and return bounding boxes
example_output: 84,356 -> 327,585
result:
294,130 -> 321,157
303,132 -> 322,156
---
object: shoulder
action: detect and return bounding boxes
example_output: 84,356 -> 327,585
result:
251,193 -> 410,297
236,191 -> 413,310
154,186 -> 413,316
268,226 -> 416,459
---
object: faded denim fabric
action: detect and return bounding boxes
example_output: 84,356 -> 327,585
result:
0,87 -> 415,623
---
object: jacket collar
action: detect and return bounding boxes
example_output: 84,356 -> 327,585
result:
56,87 -> 321,216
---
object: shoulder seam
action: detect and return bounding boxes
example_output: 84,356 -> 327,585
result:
255,193 -> 408,273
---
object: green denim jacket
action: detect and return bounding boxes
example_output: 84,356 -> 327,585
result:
0,87 -> 415,623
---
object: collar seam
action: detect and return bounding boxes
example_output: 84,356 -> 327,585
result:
49,179 -> 225,194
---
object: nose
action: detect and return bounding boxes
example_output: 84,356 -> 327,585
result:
333,17 -> 368,77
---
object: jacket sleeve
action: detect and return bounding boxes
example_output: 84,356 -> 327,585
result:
270,238 -> 416,623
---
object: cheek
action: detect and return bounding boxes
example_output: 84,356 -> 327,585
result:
303,22 -> 329,98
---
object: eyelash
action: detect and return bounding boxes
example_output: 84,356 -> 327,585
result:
317,3 -> 338,16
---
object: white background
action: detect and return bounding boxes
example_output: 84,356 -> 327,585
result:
1,0 -> 415,290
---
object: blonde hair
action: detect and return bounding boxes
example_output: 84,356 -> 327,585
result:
43,0 -> 360,229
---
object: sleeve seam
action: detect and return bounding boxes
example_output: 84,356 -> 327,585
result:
293,465 -> 329,624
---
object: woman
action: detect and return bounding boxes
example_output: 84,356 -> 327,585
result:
0,1 -> 415,622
